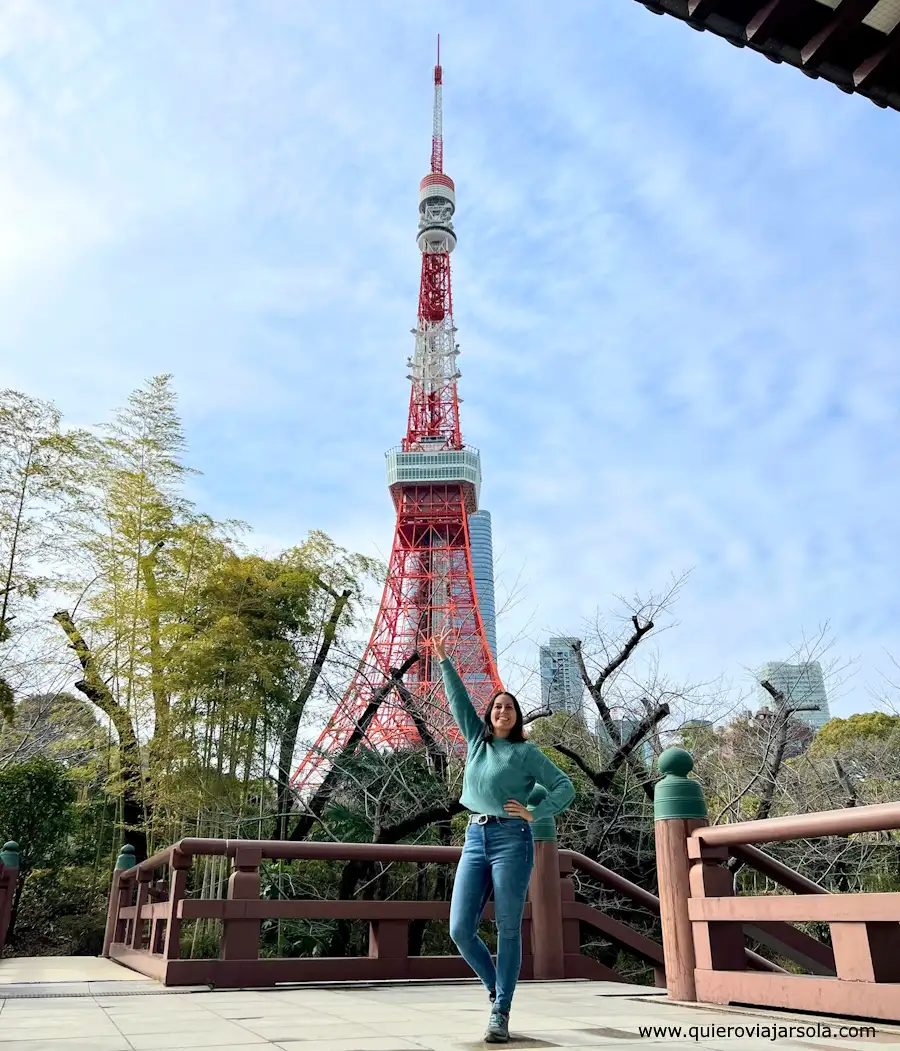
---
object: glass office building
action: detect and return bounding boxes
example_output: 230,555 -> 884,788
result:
756,661 -> 831,731
468,510 -> 497,660
539,637 -> 584,715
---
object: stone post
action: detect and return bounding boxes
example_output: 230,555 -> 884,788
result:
654,747 -> 707,1002
529,788 -> 565,980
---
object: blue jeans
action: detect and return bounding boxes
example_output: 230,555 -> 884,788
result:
449,818 -> 535,1014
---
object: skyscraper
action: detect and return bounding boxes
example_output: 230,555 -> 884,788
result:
757,661 -> 831,731
468,510 -> 497,660
539,638 -> 584,715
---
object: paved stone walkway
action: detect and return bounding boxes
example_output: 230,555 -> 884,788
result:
0,963 -> 895,1050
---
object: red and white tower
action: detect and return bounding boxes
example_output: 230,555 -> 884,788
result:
292,42 -> 501,789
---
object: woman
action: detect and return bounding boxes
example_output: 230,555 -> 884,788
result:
433,631 -> 575,1044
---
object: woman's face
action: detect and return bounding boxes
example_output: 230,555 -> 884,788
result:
490,693 -> 518,737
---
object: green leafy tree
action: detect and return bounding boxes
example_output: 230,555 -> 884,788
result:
50,377 -> 379,857
810,712 -> 900,756
169,535 -> 378,843
0,390 -> 88,723
53,376 -> 233,856
0,692 -> 105,772
0,757 -> 77,940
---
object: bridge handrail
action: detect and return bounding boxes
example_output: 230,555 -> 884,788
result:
104,833 -> 665,988
129,839 -> 463,879
693,801 -> 900,847
563,850 -> 662,913
654,746 -> 900,1024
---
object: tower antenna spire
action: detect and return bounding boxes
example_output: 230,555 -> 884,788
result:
431,34 -> 443,174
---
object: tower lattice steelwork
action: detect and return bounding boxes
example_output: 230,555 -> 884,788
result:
291,41 -> 501,790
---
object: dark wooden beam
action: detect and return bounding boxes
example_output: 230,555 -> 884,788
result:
802,0 -> 877,66
687,0 -> 718,17
746,0 -> 791,43
854,19 -> 900,87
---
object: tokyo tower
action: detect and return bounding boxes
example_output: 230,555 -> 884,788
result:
292,41 -> 501,790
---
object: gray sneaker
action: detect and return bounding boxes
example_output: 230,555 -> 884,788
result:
485,1009 -> 509,1044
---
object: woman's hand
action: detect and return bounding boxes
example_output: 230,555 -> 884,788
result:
503,799 -> 533,822
431,629 -> 450,663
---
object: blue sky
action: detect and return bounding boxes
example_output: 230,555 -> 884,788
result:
2,0 -> 899,721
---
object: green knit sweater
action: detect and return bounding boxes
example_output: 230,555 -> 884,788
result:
440,658 -> 575,822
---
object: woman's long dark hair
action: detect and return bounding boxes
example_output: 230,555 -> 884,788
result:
482,689 -> 526,743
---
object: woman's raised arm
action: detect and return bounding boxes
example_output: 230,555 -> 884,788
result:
432,632 -> 483,744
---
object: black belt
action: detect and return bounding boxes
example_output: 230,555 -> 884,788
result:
469,814 -> 519,825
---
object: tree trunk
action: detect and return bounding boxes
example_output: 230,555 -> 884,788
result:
53,610 -> 148,859
328,859 -> 368,956
7,872 -> 27,946
141,542 -> 171,780
409,864 -> 428,957
274,587 -> 351,839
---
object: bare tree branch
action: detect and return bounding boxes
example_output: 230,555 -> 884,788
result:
571,617 -> 654,732
553,702 -> 669,794
288,650 -> 420,841
274,585 -> 352,839
375,798 -> 465,844
393,677 -> 448,778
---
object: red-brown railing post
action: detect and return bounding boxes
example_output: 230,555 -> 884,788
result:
557,851 -> 580,970
687,838 -> 745,971
654,748 -> 708,1002
368,917 -> 410,975
831,922 -> 900,983
529,802 -> 565,980
161,848 -> 191,961
221,843 -> 262,961
103,844 -> 136,957
0,842 -> 20,953
130,862 -> 153,951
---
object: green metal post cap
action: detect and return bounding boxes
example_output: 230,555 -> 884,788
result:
654,747 -> 708,821
115,844 -> 136,870
0,841 -> 20,867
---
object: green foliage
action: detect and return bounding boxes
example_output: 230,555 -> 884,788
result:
0,757 -> 76,872
1,390 -> 91,726
0,693 -> 106,774
810,712 -> 900,756
0,677 -> 13,725
13,867 -> 108,956
527,713 -> 595,796
170,549 -> 317,738
678,723 -> 718,759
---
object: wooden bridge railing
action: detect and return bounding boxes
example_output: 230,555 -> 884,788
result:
655,747 -> 900,1023
102,826 -> 669,988
102,805 -> 835,990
